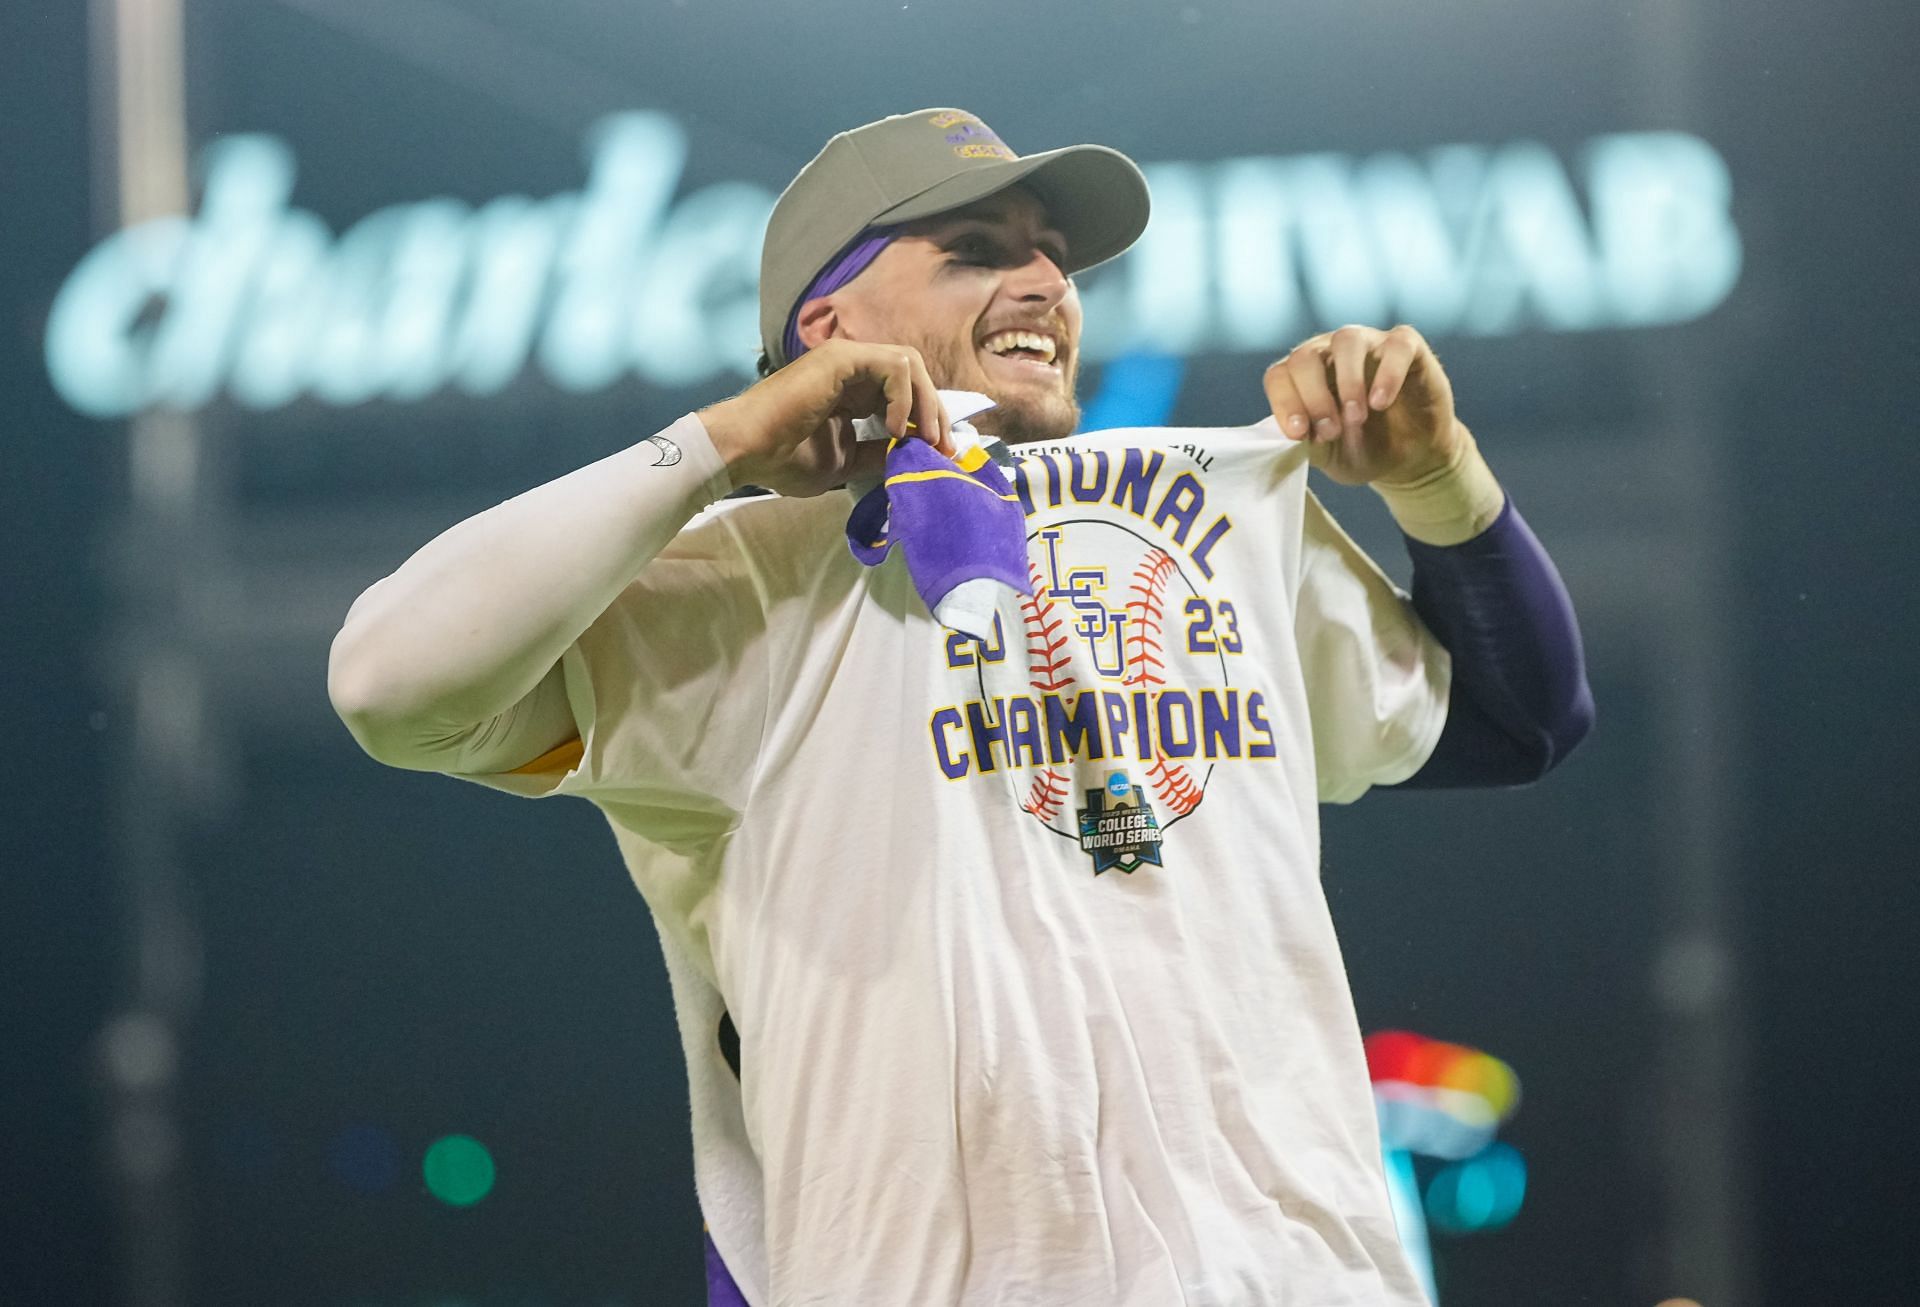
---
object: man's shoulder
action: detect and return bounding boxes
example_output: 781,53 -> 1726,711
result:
688,486 -> 847,524
672,486 -> 856,562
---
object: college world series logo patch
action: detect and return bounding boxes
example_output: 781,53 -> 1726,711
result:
1077,770 -> 1164,874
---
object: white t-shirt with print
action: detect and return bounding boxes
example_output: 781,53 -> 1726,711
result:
479,413 -> 1449,1307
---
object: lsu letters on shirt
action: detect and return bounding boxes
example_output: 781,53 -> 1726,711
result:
474,414 -> 1449,1307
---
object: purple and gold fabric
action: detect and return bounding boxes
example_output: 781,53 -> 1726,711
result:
845,436 -> 1030,637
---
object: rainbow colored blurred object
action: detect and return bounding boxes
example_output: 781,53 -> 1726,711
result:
1367,1030 -> 1529,1304
1366,1029 -> 1521,1161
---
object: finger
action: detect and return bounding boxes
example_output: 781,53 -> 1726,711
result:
781,418 -> 845,496
1261,364 -> 1311,441
1327,326 -> 1375,430
880,348 -> 916,440
1368,325 -> 1425,410
1285,343 -> 1341,442
919,351 -> 954,455
816,341 -> 885,432
845,431 -> 888,484
903,348 -> 951,456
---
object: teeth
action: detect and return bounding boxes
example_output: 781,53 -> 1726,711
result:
983,329 -> 1057,364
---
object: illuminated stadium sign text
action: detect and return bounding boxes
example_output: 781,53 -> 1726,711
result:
46,115 -> 1742,417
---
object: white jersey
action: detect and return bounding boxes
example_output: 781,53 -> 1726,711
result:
480,414 -> 1448,1306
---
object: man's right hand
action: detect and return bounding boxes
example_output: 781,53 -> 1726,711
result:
698,340 -> 955,498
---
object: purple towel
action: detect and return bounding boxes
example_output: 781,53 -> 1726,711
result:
845,434 -> 1031,637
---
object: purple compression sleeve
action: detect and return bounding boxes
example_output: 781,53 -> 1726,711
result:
1394,496 -> 1594,788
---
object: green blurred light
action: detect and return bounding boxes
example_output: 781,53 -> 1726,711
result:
423,1135 -> 495,1207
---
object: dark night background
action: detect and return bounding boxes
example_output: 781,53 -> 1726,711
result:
5,1 -> 1917,1304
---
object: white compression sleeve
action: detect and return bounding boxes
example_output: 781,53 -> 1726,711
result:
327,413 -> 733,774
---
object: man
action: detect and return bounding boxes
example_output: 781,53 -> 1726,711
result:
329,109 -> 1591,1306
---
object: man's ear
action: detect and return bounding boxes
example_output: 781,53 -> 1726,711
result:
795,297 -> 842,352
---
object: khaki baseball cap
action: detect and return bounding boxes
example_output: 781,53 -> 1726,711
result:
759,108 -> 1151,369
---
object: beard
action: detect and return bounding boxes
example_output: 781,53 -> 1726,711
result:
902,329 -> 1081,445
969,390 -> 1080,445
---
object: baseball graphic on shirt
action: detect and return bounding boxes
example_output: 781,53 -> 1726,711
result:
959,518 -> 1240,865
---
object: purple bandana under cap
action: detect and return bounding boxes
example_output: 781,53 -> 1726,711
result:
781,226 -> 902,363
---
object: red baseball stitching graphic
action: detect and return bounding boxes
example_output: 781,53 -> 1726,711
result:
1123,550 -> 1176,690
1146,756 -> 1204,817
1021,559 -> 1073,822
1123,548 -> 1202,817
1022,559 -> 1074,692
1023,768 -> 1072,823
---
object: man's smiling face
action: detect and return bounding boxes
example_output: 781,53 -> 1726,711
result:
793,186 -> 1083,444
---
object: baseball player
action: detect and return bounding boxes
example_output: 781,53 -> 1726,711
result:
330,109 -> 1591,1306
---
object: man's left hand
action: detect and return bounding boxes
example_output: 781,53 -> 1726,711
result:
1263,324 -> 1464,487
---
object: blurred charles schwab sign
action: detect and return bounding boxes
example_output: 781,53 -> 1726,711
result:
46,113 -> 1741,418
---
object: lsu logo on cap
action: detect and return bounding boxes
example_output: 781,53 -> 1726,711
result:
927,111 -> 1016,161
